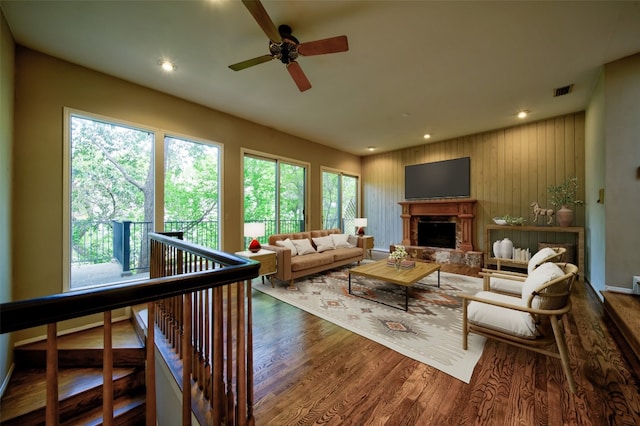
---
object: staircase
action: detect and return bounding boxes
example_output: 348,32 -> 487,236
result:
0,320 -> 146,425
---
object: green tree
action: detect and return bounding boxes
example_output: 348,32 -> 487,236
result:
71,117 -> 220,270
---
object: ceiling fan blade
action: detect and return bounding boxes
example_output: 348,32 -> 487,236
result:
287,61 -> 312,92
241,0 -> 282,42
229,55 -> 274,71
298,35 -> 349,56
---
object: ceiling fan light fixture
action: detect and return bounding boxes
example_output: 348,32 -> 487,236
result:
159,60 -> 176,72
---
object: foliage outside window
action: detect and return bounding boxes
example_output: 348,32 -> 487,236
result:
68,112 -> 220,290
322,170 -> 358,232
243,154 -> 306,244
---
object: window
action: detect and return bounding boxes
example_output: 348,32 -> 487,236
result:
164,136 -> 220,248
64,110 -> 221,290
322,169 -> 359,232
243,152 -> 307,246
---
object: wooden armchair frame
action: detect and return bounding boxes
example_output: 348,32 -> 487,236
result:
462,262 -> 579,393
480,246 -> 567,292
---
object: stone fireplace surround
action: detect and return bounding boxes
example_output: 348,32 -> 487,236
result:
396,199 -> 482,267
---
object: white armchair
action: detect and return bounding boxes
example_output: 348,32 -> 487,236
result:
462,262 -> 579,393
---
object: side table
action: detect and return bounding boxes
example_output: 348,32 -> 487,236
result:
234,249 -> 277,287
359,235 -> 374,259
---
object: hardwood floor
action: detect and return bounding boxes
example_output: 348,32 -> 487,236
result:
250,255 -> 640,425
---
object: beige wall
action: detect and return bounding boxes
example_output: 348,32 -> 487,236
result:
362,114 -> 586,256
11,47 -> 360,340
1,10 -> 15,390
603,53 -> 640,290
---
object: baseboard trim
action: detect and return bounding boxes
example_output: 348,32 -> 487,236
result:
605,285 -> 635,295
0,363 -> 14,399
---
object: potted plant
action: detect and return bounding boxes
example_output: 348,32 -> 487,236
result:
547,177 -> 584,226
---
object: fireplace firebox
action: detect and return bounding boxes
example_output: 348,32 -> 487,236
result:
418,219 -> 456,249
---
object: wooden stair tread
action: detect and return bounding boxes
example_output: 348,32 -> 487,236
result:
17,320 -> 143,350
602,291 -> 640,362
15,320 -> 145,368
62,394 -> 146,426
0,367 -> 143,423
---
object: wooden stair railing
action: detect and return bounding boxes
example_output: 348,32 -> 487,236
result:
0,232 -> 260,426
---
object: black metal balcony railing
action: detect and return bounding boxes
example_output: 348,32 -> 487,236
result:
72,219 -> 307,274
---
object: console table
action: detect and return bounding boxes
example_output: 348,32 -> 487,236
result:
485,225 -> 584,279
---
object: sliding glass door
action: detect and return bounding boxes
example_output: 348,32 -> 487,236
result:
243,153 -> 307,246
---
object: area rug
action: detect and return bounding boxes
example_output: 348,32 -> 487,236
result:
252,263 -> 486,383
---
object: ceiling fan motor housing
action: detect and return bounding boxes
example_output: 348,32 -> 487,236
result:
269,40 -> 299,64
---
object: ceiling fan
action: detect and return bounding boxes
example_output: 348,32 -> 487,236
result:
229,0 -> 349,92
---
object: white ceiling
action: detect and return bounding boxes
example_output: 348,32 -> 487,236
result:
2,0 -> 640,155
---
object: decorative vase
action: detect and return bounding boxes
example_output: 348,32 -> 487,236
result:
500,238 -> 513,259
556,205 -> 573,227
394,259 -> 402,271
493,240 -> 502,258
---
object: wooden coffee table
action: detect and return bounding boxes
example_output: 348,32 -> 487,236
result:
348,260 -> 441,311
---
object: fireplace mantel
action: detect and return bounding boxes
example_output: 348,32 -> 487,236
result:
398,199 -> 477,251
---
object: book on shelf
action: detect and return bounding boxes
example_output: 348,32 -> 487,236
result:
386,259 -> 416,269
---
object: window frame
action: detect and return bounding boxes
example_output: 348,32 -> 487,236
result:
63,107 -> 223,292
321,166 -> 362,233
241,149 -> 309,241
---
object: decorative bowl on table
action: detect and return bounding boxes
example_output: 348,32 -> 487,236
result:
492,218 -> 507,225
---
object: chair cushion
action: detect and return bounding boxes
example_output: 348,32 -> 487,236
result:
312,235 -> 336,253
521,262 -> 565,309
489,276 -> 524,295
276,238 -> 298,256
291,238 -> 317,255
527,247 -> 559,274
467,291 -> 537,338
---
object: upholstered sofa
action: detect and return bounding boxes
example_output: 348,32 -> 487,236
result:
262,228 -> 365,288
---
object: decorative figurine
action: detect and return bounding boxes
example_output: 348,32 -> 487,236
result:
530,202 -> 554,225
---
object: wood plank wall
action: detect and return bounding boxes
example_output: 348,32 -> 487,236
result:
362,112 -> 586,259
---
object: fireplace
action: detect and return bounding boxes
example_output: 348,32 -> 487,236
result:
418,217 -> 456,249
398,199 -> 477,251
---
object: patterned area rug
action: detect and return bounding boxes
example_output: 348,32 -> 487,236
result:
252,263 -> 486,383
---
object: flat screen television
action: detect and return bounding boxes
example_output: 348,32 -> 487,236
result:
405,157 -> 470,200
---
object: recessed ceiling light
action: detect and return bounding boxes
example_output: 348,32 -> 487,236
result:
423,134 -> 431,139
368,146 -> 375,151
517,110 -> 529,119
160,60 -> 177,72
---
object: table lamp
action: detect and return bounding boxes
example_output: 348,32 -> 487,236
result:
354,218 -> 367,236
244,222 -> 265,253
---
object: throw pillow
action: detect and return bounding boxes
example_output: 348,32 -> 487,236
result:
521,262 -> 565,309
276,238 -> 298,256
291,238 -> 317,255
527,247 -> 559,274
312,235 -> 336,253
330,233 -> 352,248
